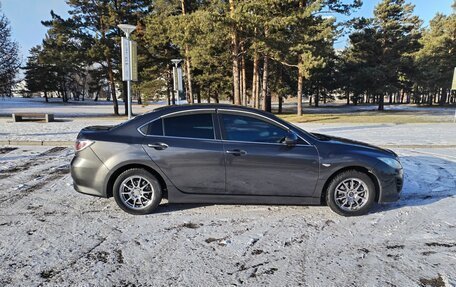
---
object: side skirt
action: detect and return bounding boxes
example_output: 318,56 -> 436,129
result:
167,185 -> 321,206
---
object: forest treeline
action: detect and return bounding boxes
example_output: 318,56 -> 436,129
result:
17,0 -> 456,115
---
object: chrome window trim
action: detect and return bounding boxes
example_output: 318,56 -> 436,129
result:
217,109 -> 311,146
140,134 -> 222,142
161,108 -> 216,118
220,139 -> 313,147
137,109 -> 217,140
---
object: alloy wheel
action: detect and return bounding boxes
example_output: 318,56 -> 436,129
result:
119,176 -> 155,210
334,178 -> 369,211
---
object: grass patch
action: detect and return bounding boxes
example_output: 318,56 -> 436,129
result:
278,112 -> 453,123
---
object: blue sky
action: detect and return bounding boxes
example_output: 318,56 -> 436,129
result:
0,0 -> 454,60
334,0 -> 454,48
0,0 -> 69,61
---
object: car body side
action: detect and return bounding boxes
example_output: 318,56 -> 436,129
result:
71,105 -> 402,206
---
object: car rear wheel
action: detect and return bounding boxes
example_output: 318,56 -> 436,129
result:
113,168 -> 162,215
326,170 -> 376,216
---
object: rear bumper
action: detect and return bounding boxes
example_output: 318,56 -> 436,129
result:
70,147 -> 109,198
378,168 -> 403,203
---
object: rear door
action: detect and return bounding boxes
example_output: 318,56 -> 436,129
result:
219,110 -> 319,197
142,110 -> 226,194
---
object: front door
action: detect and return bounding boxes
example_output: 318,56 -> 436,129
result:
219,112 -> 319,197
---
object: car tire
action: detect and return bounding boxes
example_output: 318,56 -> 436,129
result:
326,170 -> 376,216
113,168 -> 162,215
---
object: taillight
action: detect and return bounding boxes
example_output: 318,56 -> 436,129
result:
75,139 -> 94,152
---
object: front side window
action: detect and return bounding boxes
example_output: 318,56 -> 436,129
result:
163,113 -> 214,139
220,113 -> 288,143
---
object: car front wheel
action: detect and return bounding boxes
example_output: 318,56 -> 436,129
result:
326,170 -> 376,216
113,168 -> 162,215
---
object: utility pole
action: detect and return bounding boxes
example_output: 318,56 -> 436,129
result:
118,24 -> 137,119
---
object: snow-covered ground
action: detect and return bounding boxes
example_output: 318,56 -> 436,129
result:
0,97 -> 159,117
0,133 -> 455,286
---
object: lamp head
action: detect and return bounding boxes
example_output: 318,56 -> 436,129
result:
118,24 -> 136,36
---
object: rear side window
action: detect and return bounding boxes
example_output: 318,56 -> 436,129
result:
139,119 -> 163,136
147,120 -> 163,136
163,113 -> 214,139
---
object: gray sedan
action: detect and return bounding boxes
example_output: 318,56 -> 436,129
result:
70,104 -> 403,216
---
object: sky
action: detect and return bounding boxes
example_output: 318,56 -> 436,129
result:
0,0 -> 454,60
0,0 -> 69,61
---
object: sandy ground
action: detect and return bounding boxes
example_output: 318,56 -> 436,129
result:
0,98 -> 455,286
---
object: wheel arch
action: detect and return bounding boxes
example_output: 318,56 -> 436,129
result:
320,166 -> 381,205
105,163 -> 168,199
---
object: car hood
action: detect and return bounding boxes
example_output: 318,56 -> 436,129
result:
311,132 -> 397,157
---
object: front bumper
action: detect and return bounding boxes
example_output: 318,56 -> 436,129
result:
70,147 -> 110,198
377,168 -> 403,203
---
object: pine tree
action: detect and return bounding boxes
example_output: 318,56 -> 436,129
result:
414,11 -> 456,105
345,0 -> 421,110
23,45 -> 58,102
0,5 -> 19,96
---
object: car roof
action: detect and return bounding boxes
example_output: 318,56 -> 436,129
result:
153,103 -> 261,113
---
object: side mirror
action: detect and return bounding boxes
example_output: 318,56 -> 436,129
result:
283,131 -> 298,147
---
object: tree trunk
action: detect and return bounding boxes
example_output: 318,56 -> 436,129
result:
278,95 -> 283,114
181,0 -> 193,104
261,55 -> 270,112
184,57 -> 193,104
346,90 -> 349,105
44,91 -> 48,103
315,88 -> 320,107
252,51 -> 259,109
378,94 -> 384,111
214,91 -> 220,103
297,68 -> 303,116
229,0 -> 241,105
440,88 -> 447,106
107,57 -> 119,115
241,47 -> 247,106
167,69 -> 174,105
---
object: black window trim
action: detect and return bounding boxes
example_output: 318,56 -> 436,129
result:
137,109 -> 219,141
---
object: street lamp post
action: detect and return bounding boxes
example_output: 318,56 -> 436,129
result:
171,59 -> 183,105
118,24 -> 136,119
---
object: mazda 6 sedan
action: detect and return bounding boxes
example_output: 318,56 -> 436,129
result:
70,104 -> 403,216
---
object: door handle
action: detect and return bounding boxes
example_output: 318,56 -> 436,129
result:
147,143 -> 169,150
226,149 -> 247,156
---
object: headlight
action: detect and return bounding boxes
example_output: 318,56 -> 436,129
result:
378,157 -> 402,169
